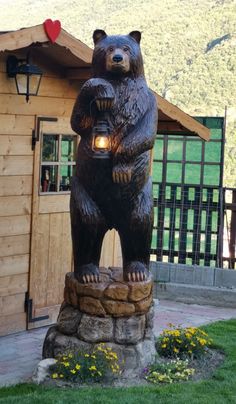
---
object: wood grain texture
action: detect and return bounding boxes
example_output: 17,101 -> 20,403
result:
0,114 -> 34,135
0,254 -> 29,277
0,312 -> 26,336
0,215 -> 31,236
0,25 -> 92,63
0,156 -> 33,175
0,273 -> 28,297
155,93 -> 210,140
0,293 -> 25,315
0,94 -> 74,116
0,196 -> 31,217
0,234 -> 30,257
0,176 -> 32,196
0,72 -> 79,99
0,135 -> 33,155
39,195 -> 70,213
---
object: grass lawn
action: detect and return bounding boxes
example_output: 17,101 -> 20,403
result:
0,319 -> 236,404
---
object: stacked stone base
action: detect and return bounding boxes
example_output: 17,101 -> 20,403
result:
43,268 -> 156,374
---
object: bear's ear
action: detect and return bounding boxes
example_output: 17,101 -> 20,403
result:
93,29 -> 107,45
129,31 -> 141,44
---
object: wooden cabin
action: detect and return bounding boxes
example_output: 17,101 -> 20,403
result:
0,23 -> 210,336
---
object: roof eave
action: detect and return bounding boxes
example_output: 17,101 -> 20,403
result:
0,23 -> 93,64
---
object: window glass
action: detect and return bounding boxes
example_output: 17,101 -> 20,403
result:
42,135 -> 59,162
204,142 -> 221,162
203,165 -> 220,186
153,139 -> 163,160
185,164 -> 201,184
59,165 -> 75,191
167,140 -> 183,161
41,166 -> 57,192
167,163 -> 182,183
41,133 -> 77,193
186,141 -> 202,161
152,163 -> 163,182
61,136 -> 77,162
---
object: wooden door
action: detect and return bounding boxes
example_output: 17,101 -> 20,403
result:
28,117 -> 77,329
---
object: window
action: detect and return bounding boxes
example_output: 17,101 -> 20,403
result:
151,117 -> 224,266
40,134 -> 77,193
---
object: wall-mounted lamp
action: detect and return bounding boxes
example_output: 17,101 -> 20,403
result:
7,54 -> 43,102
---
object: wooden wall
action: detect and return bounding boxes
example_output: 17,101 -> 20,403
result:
0,52 -> 121,335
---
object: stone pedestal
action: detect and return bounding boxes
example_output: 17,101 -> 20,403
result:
43,268 -> 156,374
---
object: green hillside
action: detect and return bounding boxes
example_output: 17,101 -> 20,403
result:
1,0 -> 236,185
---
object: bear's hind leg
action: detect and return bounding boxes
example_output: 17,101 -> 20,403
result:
119,178 -> 153,282
70,178 -> 108,283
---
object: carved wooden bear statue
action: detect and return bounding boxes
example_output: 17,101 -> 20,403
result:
70,29 -> 158,283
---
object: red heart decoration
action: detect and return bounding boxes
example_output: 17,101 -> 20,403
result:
44,19 -> 61,43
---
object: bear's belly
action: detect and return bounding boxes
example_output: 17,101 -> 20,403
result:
77,154 -> 148,196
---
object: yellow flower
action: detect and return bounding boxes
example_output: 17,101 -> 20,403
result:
176,339 -> 182,344
173,347 -> 179,353
199,338 -> 207,346
59,374 -> 64,378
190,342 -> 196,347
84,354 -> 90,358
75,364 -> 81,370
68,353 -> 73,359
89,365 -> 97,371
52,373 -> 58,379
185,333 -> 192,339
63,362 -> 70,367
91,355 -> 96,359
70,369 -> 76,374
161,344 -> 167,348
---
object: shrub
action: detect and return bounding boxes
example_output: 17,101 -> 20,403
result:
144,358 -> 195,384
156,325 -> 212,359
49,343 -> 122,383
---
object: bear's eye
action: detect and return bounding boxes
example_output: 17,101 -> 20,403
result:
123,46 -> 130,52
108,46 -> 114,52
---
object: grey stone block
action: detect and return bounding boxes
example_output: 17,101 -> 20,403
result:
57,304 -> 82,335
135,338 -> 156,367
150,261 -> 170,282
77,314 -> 113,342
170,265 -> 194,284
193,265 -> 215,286
215,268 -> 236,288
115,315 -> 145,344
155,282 -> 236,308
53,334 -> 91,357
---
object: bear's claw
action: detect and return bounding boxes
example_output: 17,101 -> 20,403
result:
125,261 -> 148,283
75,263 -> 100,284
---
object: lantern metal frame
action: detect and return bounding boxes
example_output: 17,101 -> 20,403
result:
6,54 -> 43,102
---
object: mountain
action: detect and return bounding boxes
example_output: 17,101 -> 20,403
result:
1,0 -> 236,185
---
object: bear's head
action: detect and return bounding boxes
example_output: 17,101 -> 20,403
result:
92,30 -> 144,79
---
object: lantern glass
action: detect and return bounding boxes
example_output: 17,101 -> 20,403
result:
94,135 -> 110,151
92,120 -> 112,159
15,72 -> 42,96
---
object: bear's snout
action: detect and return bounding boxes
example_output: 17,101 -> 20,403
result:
113,54 -> 123,63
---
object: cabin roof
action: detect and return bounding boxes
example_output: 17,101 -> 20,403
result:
0,23 -> 210,140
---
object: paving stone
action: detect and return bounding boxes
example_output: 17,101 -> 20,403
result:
1,299 -> 236,386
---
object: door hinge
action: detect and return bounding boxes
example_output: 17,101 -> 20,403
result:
25,292 -> 50,323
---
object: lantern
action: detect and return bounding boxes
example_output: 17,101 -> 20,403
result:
7,55 -> 43,102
